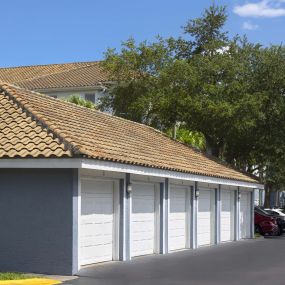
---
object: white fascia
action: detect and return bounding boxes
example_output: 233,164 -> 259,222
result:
0,158 -> 264,189
0,158 -> 82,169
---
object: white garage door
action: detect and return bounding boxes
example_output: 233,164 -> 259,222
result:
197,190 -> 213,246
221,190 -> 234,242
131,183 -> 155,257
240,192 -> 251,239
169,186 -> 187,251
80,179 -> 114,265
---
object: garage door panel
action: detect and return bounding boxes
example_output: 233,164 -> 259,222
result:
198,212 -> 211,219
81,210 -> 113,221
82,189 -> 113,195
169,236 -> 185,249
81,234 -> 113,247
221,217 -> 231,226
81,243 -> 113,264
169,219 -> 185,230
82,195 -> 113,216
132,224 -> 154,237
198,190 -> 213,246
132,212 -> 154,221
171,203 -> 186,212
221,201 -> 231,212
169,227 -> 185,239
198,202 -> 211,212
221,190 -> 234,242
198,219 -> 211,232
199,193 -> 211,210
198,220 -> 210,229
81,201 -> 113,215
240,192 -> 251,239
169,187 -> 187,251
80,179 -> 114,265
169,229 -> 185,238
81,222 -> 113,237
133,186 -> 154,196
197,234 -> 210,245
133,200 -> 154,212
131,183 -> 155,257
83,182 -> 113,195
132,240 -> 154,256
221,212 -> 231,219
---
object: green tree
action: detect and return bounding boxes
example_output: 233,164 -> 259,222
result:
101,37 -> 174,127
246,45 -> 285,206
101,4 -> 285,206
65,95 -> 96,109
167,127 -> 206,150
169,4 -> 229,58
100,4 -> 237,151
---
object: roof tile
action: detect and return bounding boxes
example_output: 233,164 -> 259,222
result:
0,61 -> 108,90
0,88 -> 72,158
0,82 -> 259,184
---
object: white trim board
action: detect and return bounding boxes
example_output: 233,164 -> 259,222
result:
81,159 -> 263,189
0,158 -> 263,189
0,158 -> 82,169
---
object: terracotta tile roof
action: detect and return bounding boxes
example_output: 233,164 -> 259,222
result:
0,83 -> 259,183
0,88 -> 72,158
0,61 -> 109,90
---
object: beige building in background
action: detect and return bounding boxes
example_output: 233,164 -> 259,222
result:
0,61 -> 111,104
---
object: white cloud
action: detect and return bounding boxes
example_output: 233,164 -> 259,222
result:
233,0 -> 285,18
242,21 -> 259,30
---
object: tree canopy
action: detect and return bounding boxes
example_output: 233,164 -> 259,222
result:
100,4 -> 285,205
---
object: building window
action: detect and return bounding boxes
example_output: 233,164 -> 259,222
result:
85,93 -> 96,103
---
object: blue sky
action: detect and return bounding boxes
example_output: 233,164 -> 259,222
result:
1,0 -> 284,67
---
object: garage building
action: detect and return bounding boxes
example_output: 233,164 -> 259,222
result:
0,83 -> 262,275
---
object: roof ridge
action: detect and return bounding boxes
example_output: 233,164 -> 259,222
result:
0,82 -> 84,156
0,60 -> 101,71
14,62 -> 100,85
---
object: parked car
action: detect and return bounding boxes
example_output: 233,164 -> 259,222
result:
265,208 -> 285,217
264,208 -> 285,233
255,206 -> 279,236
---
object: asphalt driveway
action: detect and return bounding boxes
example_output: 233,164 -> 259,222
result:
64,237 -> 285,285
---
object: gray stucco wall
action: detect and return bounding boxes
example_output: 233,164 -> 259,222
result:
0,168 -> 76,275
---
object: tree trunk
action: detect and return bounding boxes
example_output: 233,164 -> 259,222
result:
173,123 -> 177,140
206,142 -> 213,156
218,142 -> 225,161
264,183 -> 271,208
205,138 -> 219,158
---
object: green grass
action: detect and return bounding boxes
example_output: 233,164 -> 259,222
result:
0,272 -> 33,280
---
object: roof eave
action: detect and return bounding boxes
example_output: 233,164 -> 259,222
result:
0,157 -> 263,189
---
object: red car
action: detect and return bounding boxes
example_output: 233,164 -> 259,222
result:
255,207 -> 279,236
